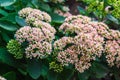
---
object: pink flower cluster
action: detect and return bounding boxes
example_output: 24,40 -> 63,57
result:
16,8 -> 56,59
54,37 -> 74,50
15,26 -> 55,59
105,30 -> 120,67
33,20 -> 56,34
25,41 -> 52,59
59,15 -> 91,34
54,15 -> 120,72
19,7 -> 51,25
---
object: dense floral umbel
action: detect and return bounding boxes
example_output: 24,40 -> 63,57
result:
15,26 -> 55,59
104,29 -> 120,67
19,7 -> 51,24
0,76 -> 6,80
105,40 -> 120,67
54,33 -> 104,72
14,8 -> 56,59
33,20 -> 56,34
15,26 -> 55,43
25,41 -> 52,59
55,15 -> 120,72
18,8 -> 56,42
18,7 -> 33,18
54,37 -> 74,50
7,40 -> 23,59
57,45 -> 78,66
59,15 -> 91,34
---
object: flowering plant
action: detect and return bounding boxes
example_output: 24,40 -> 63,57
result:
5,7 -> 120,80
0,0 -> 120,80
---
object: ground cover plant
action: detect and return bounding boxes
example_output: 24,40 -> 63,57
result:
0,0 -> 120,80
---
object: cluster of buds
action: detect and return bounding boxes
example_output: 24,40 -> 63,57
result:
7,40 -> 23,59
49,61 -> 63,73
11,8 -> 56,59
54,15 -> 120,72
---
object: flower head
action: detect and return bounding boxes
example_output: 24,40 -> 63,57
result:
18,7 -> 33,18
15,26 -> 55,59
19,7 -> 51,24
55,15 -> 110,73
25,41 -> 52,59
105,40 -> 120,67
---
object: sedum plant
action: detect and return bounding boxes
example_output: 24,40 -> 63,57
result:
4,6 -> 120,80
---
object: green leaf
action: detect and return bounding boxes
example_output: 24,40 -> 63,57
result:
59,68 -> 74,80
41,64 -> 49,77
43,0 -> 49,2
27,59 -> 42,79
47,70 -> 58,80
106,14 -> 119,25
114,74 -> 120,80
77,6 -> 87,15
112,67 -> 120,80
4,5 -> 15,11
39,3 -> 51,12
0,13 -> 16,23
31,0 -> 51,12
18,68 -> 27,76
1,31 -> 11,42
3,71 -> 16,80
78,70 -> 90,80
15,16 -> 27,26
49,13 -> 65,24
0,20 -> 18,31
91,62 -> 109,78
0,0 -> 16,7
0,48 -> 18,67
0,8 -> 8,16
